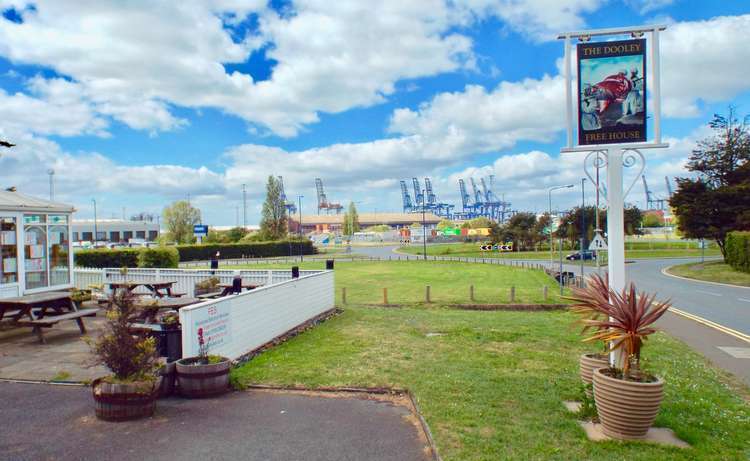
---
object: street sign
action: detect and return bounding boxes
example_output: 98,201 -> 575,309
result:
193,225 -> 208,237
479,243 -> 513,252
589,233 -> 607,250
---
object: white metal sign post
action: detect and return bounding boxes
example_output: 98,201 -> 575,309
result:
558,25 -> 669,367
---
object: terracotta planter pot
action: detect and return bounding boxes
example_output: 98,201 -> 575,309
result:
579,353 -> 609,386
92,377 -> 157,421
175,357 -> 231,398
592,368 -> 664,440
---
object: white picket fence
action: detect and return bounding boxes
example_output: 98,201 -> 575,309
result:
179,270 -> 335,360
74,267 -> 324,297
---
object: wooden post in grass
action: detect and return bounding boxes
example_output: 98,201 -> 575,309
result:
383,288 -> 388,305
543,285 -> 548,301
425,285 -> 431,303
470,285 -> 475,302
510,286 -> 515,302
342,287 -> 347,304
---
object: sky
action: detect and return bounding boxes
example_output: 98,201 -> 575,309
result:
1,0 -> 749,225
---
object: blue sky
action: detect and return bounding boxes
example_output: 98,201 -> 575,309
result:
1,1 -> 749,224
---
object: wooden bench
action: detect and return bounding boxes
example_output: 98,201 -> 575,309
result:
196,291 -> 223,300
16,308 -> 99,344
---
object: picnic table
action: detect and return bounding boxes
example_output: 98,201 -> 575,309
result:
108,280 -> 183,298
217,282 -> 260,296
0,291 -> 99,343
134,297 -> 200,322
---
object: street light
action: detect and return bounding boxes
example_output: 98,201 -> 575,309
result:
92,199 -> 98,246
548,184 -> 574,295
548,184 -> 574,264
580,178 -> 586,282
298,195 -> 304,262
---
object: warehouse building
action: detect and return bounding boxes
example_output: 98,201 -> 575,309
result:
72,219 -> 160,243
289,212 -> 442,234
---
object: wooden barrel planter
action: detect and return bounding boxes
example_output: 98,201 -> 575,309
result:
92,378 -> 157,421
175,357 -> 231,398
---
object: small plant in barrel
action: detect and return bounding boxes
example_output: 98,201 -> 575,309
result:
87,291 -> 159,421
175,326 -> 231,397
568,273 -> 672,439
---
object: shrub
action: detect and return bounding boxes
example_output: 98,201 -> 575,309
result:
725,231 -> 750,273
138,246 -> 179,268
86,292 -> 159,381
75,248 -> 140,268
175,239 -> 315,261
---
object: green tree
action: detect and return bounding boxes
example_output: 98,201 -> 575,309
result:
259,175 -> 288,240
503,212 -> 538,250
641,212 -> 663,228
671,108 -> 750,256
342,202 -> 360,236
436,219 -> 455,230
162,200 -> 201,244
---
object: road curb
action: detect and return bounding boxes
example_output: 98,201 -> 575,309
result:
661,265 -> 750,290
668,307 -> 750,344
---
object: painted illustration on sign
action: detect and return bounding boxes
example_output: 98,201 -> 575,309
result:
578,38 -> 646,145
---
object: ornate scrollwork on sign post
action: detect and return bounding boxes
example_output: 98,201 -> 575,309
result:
584,149 -> 645,206
622,149 -> 646,200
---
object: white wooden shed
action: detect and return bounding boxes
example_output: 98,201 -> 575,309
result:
0,190 -> 75,298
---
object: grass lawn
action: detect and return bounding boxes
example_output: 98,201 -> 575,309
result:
667,260 -> 750,287
398,242 -> 721,260
232,305 -> 750,460
232,260 -> 566,305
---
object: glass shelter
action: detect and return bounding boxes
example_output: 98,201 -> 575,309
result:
0,190 -> 75,298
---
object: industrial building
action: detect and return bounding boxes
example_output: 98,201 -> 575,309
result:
289,212 -> 442,234
72,219 -> 160,243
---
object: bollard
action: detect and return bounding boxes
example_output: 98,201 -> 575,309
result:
326,259 -> 335,270
543,285 -> 548,301
425,285 -> 431,303
470,285 -> 475,302
383,287 -> 388,305
342,287 -> 347,305
510,286 -> 515,302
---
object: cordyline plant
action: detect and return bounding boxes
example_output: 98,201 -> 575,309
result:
86,291 -> 159,382
565,273 -> 671,378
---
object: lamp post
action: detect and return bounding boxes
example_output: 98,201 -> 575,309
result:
298,195 -> 304,262
548,184 -> 574,265
421,189 -> 427,260
92,199 -> 98,246
580,178 -> 586,282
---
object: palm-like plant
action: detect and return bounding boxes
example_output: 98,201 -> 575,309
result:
566,273 -> 671,377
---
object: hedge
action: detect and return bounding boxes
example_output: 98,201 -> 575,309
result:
75,248 -> 140,268
725,231 -> 750,273
138,247 -> 179,268
175,240 -> 315,262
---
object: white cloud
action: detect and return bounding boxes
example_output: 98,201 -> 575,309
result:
661,15 -> 750,117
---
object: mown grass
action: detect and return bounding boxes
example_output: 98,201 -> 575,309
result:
232,305 -> 750,460
667,260 -> 750,287
398,242 -> 721,260
231,260 -> 566,304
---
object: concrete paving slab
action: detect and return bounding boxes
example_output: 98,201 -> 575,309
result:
579,421 -> 690,448
0,382 -> 433,461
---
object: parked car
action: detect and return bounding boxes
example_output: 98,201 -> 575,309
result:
565,250 -> 596,261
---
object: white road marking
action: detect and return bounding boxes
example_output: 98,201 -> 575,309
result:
739,298 -> 750,303
695,289 -> 722,297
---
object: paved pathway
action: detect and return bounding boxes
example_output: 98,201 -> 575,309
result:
0,382 -> 432,461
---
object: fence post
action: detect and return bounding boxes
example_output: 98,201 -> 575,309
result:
342,287 -> 347,305
267,270 -> 273,285
543,285 -> 548,301
425,285 -> 431,303
510,286 -> 515,302
383,287 -> 388,305
470,285 -> 475,302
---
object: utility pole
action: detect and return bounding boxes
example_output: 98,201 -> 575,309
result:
47,169 -> 55,201
242,184 -> 247,228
